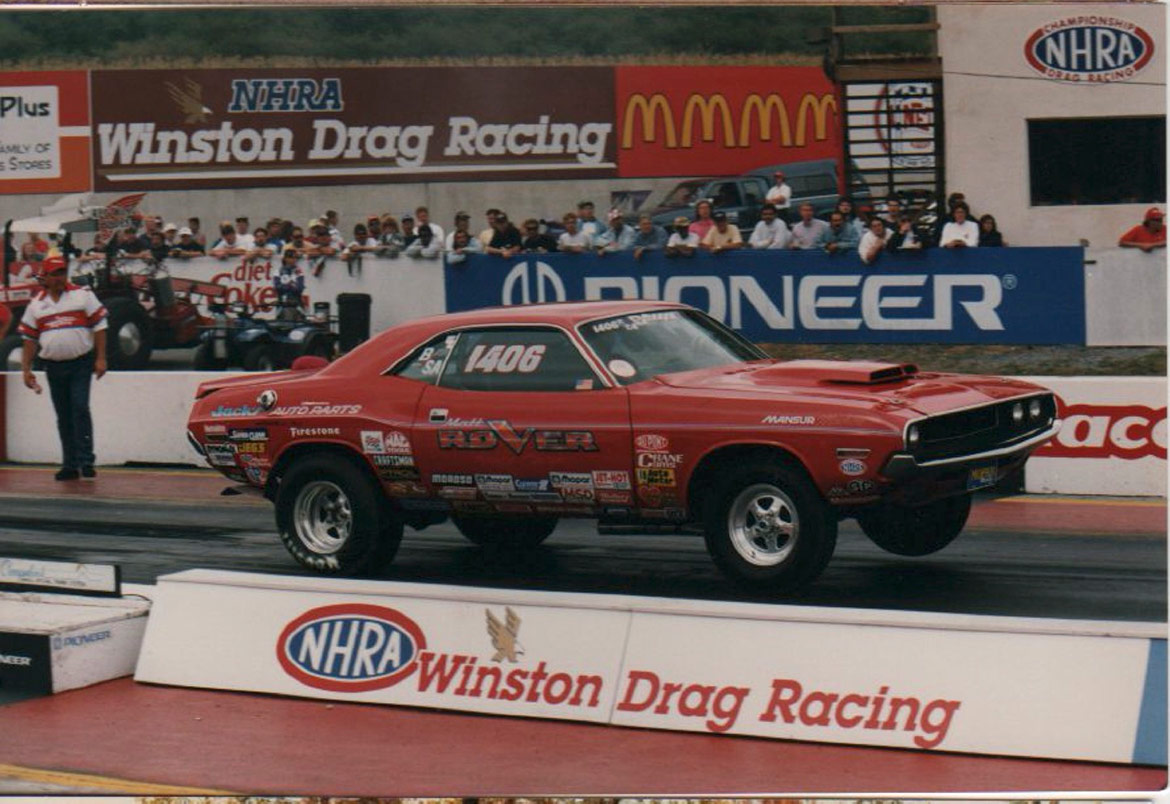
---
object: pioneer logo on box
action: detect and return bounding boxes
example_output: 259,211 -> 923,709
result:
276,604 -> 427,692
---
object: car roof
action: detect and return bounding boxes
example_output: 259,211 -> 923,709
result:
318,300 -> 688,377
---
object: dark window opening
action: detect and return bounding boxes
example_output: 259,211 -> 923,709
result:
1029,116 -> 1165,206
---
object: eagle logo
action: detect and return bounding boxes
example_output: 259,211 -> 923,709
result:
485,606 -> 524,663
165,77 -> 213,124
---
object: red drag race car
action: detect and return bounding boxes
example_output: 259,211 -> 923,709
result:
187,301 -> 1059,591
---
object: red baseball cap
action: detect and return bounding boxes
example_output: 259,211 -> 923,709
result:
1144,207 -> 1164,221
36,255 -> 68,276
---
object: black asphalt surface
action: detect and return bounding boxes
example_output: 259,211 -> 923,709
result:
0,495 -> 1164,622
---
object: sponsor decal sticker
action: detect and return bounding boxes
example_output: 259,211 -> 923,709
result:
431,473 -> 474,486
1037,402 -> 1166,460
373,454 -> 415,467
361,430 -> 386,454
235,441 -> 266,455
245,466 -> 269,485
277,604 -> 427,693
592,470 -> 631,489
210,404 -> 262,418
514,478 -> 551,492
463,343 -> 547,374
635,433 -> 669,451
270,403 -> 362,417
636,467 -> 676,487
595,489 -> 633,505
228,428 -> 267,442
385,430 -> 413,455
762,415 -> 816,425
205,444 -> 237,467
291,426 -> 341,438
203,424 -> 227,436
439,419 -> 597,454
636,452 -> 683,469
437,486 -> 479,500
839,458 -> 867,476
474,473 -> 515,492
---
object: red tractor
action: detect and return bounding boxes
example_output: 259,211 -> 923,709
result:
1,194 -> 227,370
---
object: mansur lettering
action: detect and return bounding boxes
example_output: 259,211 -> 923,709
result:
505,264 -> 1007,333
1037,402 -> 1166,460
621,92 -> 837,149
277,604 -> 426,692
1025,17 -> 1155,83
616,670 -> 960,746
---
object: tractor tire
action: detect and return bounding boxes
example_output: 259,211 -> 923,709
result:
103,297 -> 154,370
192,342 -> 228,370
0,335 -> 22,372
243,343 -> 276,372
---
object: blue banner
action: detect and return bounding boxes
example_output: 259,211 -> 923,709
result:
443,247 -> 1086,344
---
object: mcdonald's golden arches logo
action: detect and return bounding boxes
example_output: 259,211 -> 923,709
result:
621,91 -> 838,149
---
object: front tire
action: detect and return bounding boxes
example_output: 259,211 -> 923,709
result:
243,343 -> 276,371
275,455 -> 402,575
856,494 -> 972,557
452,516 -> 557,549
702,460 -> 836,591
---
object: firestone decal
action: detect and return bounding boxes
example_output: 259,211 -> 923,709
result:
290,426 -> 341,438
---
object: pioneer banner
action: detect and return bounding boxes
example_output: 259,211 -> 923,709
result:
443,247 -> 1087,345
90,67 -> 616,190
615,66 -> 841,178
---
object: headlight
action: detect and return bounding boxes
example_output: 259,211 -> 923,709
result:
907,424 -> 920,449
1012,403 -> 1024,424
289,329 -> 307,342
1028,398 -> 1042,419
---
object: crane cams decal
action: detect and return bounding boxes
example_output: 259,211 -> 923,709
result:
439,419 -> 597,454
277,604 -> 427,692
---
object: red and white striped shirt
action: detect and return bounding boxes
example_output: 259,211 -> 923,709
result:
18,284 -> 108,362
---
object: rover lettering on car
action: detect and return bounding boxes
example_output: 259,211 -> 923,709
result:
186,301 -> 1059,591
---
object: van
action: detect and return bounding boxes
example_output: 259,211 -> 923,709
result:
647,159 -> 871,235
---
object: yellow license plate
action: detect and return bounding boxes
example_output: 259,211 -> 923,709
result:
967,464 -> 997,490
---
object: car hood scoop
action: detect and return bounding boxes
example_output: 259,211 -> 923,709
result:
748,359 -> 919,385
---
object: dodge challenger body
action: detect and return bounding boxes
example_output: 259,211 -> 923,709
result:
187,301 -> 1059,591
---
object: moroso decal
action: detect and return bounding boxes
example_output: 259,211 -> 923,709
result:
439,419 -> 597,454
276,604 -> 427,693
1024,17 -> 1155,83
1036,402 -> 1166,460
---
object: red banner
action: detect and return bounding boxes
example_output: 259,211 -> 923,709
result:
615,66 -> 840,178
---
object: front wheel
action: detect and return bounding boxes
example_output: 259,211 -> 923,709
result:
243,343 -> 276,372
452,516 -> 557,549
275,455 -> 402,575
856,494 -> 972,556
104,297 -> 153,370
702,460 -> 836,592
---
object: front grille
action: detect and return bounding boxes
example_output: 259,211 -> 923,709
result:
909,394 -> 1056,461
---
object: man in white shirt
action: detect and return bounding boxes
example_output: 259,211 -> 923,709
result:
415,206 -> 444,246
557,213 -> 592,253
665,216 -> 699,257
765,170 -> 792,216
788,202 -> 830,249
19,256 -> 108,480
940,203 -> 979,248
749,203 -> 792,249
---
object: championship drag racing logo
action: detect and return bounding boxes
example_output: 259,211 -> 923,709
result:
276,603 -> 427,692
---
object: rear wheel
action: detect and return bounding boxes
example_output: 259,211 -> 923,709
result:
275,454 -> 401,575
452,516 -> 558,549
856,494 -> 972,556
702,459 -> 836,592
243,343 -> 276,372
0,335 -> 22,372
104,296 -> 153,370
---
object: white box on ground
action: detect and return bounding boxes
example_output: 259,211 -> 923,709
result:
136,569 -> 1166,765
0,591 -> 150,699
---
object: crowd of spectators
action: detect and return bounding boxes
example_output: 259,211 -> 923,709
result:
8,191 -> 1162,286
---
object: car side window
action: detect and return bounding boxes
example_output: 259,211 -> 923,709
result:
791,173 -> 838,198
393,332 -> 459,385
439,328 -> 600,392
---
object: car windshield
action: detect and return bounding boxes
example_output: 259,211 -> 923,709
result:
578,308 -> 766,385
658,181 -> 708,209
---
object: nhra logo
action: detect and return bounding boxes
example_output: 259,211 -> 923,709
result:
228,77 -> 344,113
1025,17 -> 1155,83
276,604 -> 427,692
1037,402 -> 1166,460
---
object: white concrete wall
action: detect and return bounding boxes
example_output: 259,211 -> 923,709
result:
7,372 -> 1164,498
1084,247 -> 1167,345
937,3 -> 1166,248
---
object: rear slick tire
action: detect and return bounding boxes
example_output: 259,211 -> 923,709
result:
275,454 -> 402,575
702,459 -> 836,593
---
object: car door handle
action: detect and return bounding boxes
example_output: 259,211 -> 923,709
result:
429,407 -> 448,423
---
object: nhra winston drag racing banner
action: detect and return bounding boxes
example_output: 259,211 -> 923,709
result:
443,247 -> 1087,345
